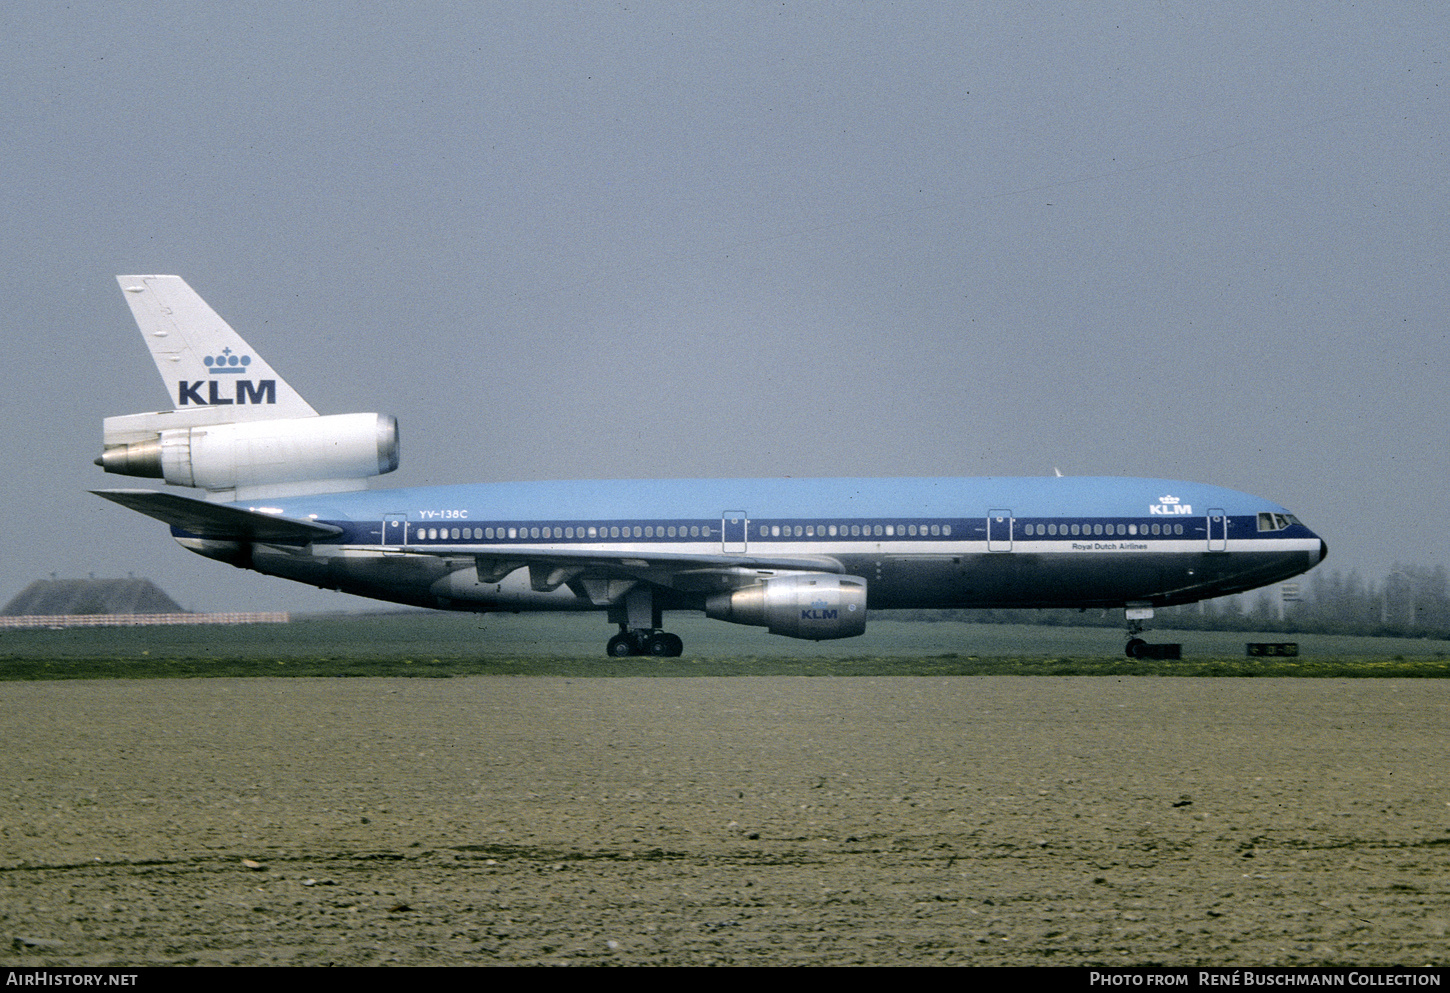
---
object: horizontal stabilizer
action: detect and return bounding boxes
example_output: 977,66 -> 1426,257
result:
92,489 -> 342,544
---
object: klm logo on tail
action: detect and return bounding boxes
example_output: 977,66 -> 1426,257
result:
179,350 -> 276,404
205,349 -> 251,373
179,379 -> 276,405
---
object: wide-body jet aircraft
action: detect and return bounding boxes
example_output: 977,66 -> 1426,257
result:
94,276 -> 1327,657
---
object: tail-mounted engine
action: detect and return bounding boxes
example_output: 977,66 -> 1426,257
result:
705,573 -> 868,640
96,411 -> 399,500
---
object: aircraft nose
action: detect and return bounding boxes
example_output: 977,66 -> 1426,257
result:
1315,537 -> 1328,566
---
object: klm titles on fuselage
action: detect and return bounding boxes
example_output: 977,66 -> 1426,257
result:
1150,496 -> 1193,515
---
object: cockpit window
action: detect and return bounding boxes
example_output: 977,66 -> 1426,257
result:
1257,513 -> 1301,531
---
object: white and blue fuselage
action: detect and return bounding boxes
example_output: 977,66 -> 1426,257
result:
200,474 -> 1323,615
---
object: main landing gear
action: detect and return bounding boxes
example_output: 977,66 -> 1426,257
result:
607,628 -> 684,658
604,586 -> 684,657
1123,604 -> 1181,660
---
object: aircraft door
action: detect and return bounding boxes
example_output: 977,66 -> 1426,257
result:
383,514 -> 408,548
722,511 -> 747,554
1207,508 -> 1227,551
988,509 -> 1013,552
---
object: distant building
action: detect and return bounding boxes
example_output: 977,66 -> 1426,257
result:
0,578 -> 287,628
2,578 -> 185,616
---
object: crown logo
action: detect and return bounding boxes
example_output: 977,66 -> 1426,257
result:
204,347 -> 252,373
1158,495 -> 1180,504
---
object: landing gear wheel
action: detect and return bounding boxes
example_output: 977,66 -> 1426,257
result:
646,632 -> 684,657
607,633 -> 638,657
1125,638 -> 1147,659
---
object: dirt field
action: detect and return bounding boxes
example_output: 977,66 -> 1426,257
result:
2,676 -> 1447,966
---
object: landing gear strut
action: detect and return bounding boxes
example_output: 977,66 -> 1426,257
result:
1125,604 -> 1151,659
604,586 -> 684,657
1123,604 -> 1181,660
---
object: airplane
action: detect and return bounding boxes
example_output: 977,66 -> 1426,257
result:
92,275 -> 1328,658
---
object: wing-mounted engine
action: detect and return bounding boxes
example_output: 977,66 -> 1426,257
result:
705,573 -> 868,640
97,411 -> 399,501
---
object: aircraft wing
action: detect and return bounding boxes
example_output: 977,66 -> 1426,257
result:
92,489 -> 343,544
481,545 -> 846,585
400,545 -> 847,600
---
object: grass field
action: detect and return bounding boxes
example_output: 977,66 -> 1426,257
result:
2,611 -> 1449,679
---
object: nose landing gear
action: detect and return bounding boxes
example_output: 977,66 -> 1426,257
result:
1123,604 -> 1181,660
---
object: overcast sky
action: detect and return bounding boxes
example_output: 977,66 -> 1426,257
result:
1,2 -> 1444,613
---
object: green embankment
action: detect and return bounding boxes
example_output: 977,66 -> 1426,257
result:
2,612 -> 1448,679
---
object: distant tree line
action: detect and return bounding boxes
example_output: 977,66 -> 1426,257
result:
890,564 -> 1450,640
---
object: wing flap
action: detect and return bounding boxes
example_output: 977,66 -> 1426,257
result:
455,547 -> 845,598
456,547 -> 845,576
92,489 -> 342,544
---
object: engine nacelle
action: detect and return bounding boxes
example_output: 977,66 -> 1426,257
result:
96,412 -> 399,494
705,573 -> 868,640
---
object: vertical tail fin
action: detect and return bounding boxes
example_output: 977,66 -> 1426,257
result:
116,275 -> 317,420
